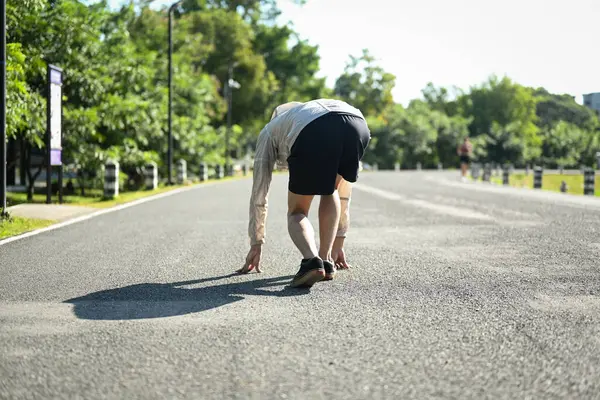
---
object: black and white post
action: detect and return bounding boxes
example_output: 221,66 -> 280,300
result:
104,161 -> 119,198
145,162 -> 158,190
502,165 -> 510,185
215,164 -> 223,180
471,163 -> 480,181
533,166 -> 543,189
199,162 -> 207,182
177,159 -> 186,184
584,168 -> 595,196
482,163 -> 491,182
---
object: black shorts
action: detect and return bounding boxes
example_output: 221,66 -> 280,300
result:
460,155 -> 470,164
287,112 -> 371,195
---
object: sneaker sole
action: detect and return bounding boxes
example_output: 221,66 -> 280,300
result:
290,269 -> 325,288
323,261 -> 335,281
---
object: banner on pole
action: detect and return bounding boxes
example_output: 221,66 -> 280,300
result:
48,65 -> 63,166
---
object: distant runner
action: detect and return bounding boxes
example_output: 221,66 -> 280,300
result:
238,99 -> 371,288
457,137 -> 473,182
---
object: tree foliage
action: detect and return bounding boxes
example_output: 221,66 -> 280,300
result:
6,0 -> 327,190
354,68 -> 599,169
334,49 -> 395,117
6,0 -> 599,197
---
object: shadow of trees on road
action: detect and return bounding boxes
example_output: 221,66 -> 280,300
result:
63,273 -> 306,321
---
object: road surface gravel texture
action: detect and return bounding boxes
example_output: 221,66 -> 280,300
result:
1,171 -> 599,400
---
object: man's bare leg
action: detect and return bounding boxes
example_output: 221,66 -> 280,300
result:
287,192 -> 319,259
287,192 -> 326,287
318,175 -> 343,263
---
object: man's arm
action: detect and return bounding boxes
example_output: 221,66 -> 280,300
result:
248,128 -> 276,246
336,177 -> 353,238
331,177 -> 353,269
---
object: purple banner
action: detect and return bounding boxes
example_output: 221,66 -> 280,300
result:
50,149 -> 62,166
50,69 -> 62,85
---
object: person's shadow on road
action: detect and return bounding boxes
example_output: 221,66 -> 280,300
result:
63,273 -> 307,321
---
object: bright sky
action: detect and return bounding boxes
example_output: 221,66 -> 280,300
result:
110,0 -> 600,105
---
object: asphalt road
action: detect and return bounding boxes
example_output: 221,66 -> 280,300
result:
1,171 -> 599,400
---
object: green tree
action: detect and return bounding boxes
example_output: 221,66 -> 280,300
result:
361,106 -> 406,169
362,100 -> 470,169
458,75 -> 541,164
333,49 -> 396,117
534,88 -> 599,131
421,82 -> 462,116
181,0 -> 306,23
540,121 -> 597,168
253,23 -> 327,111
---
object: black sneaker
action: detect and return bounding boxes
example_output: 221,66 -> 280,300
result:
323,260 -> 336,281
290,257 -> 325,288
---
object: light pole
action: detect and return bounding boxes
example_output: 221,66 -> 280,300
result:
225,61 -> 240,174
167,0 -> 182,185
0,0 -> 6,216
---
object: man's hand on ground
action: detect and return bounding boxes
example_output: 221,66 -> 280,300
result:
237,244 -> 263,274
331,237 -> 350,270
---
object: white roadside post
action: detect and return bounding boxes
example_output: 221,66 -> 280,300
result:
177,159 -> 187,184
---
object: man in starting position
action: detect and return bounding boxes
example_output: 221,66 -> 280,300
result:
237,99 -> 371,288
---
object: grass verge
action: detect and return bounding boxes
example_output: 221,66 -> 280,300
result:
7,186 -> 188,209
0,215 -> 56,240
488,173 -> 600,197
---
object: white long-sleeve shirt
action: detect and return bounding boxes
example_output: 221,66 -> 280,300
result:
248,99 -> 365,245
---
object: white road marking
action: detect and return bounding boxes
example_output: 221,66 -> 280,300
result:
351,184 -> 405,201
353,183 -> 495,221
